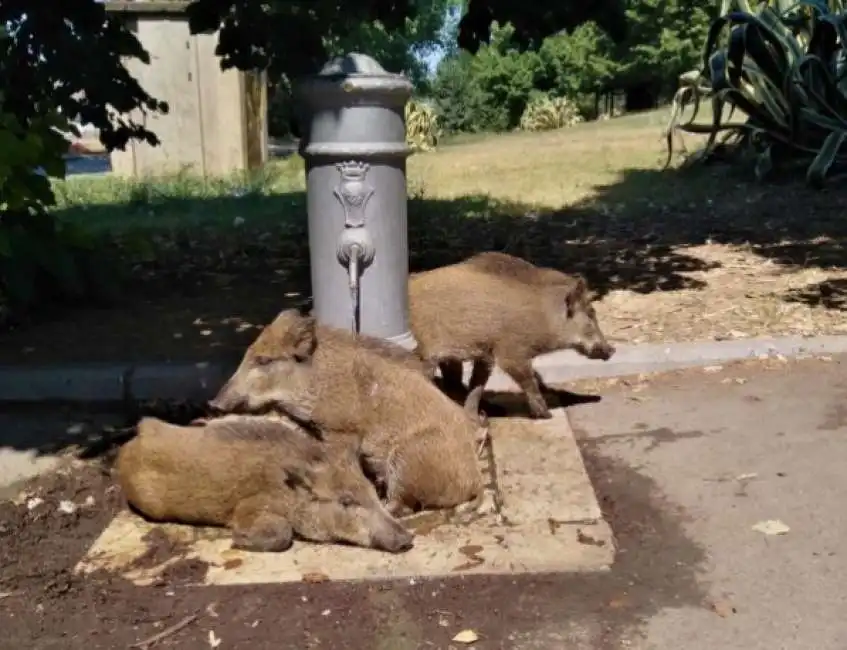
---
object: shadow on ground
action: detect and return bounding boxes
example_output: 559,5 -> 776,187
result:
436,373 -> 603,420
784,278 -> 847,311
0,399 -> 210,458
4,158 -> 847,365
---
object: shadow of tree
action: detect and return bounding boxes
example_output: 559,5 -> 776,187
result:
1,181 -> 717,364
586,164 -> 847,271
4,155 -> 847,367
784,278 -> 847,311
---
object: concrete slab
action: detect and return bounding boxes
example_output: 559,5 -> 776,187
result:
75,415 -> 614,585
0,364 -> 128,402
493,408 -> 602,524
131,362 -> 230,402
482,334 -> 847,390
564,355 -> 847,650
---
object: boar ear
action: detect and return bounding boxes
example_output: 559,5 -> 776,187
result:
292,316 -> 318,361
564,276 -> 588,312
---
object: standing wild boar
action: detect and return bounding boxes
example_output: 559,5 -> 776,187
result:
461,251 -> 575,285
209,309 -> 487,518
116,414 -> 414,553
408,252 -> 615,419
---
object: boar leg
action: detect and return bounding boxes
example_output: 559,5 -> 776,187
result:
438,359 -> 465,393
383,447 -> 421,518
496,354 -> 551,419
384,438 -> 482,516
230,494 -> 294,552
468,358 -> 493,392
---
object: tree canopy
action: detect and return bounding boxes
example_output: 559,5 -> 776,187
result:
431,0 -> 715,134
186,0 -> 628,78
0,0 -> 632,317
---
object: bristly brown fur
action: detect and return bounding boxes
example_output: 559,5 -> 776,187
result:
408,251 -> 614,419
115,413 -> 414,554
210,310 -> 487,517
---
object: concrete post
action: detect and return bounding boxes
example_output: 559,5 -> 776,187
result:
296,53 -> 415,349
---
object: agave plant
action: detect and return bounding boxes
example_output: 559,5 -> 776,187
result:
519,95 -> 584,132
667,0 -> 847,187
405,99 -> 441,154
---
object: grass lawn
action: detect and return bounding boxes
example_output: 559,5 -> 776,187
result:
3,106 -> 847,365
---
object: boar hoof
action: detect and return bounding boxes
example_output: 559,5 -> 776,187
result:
529,408 -> 553,420
475,489 -> 498,517
452,491 -> 496,524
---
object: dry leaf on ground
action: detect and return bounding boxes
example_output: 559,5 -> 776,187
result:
452,629 -> 480,644
302,572 -> 330,584
752,519 -> 790,535
710,600 -> 737,617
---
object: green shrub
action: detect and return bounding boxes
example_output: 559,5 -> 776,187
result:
0,28 -> 119,320
406,99 -> 441,153
667,0 -> 847,186
519,94 -> 584,131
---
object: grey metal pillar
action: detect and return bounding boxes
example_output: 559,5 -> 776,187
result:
295,53 -> 415,349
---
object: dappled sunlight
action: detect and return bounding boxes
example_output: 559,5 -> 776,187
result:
6,107 -> 847,363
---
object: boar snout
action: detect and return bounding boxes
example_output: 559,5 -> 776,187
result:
588,341 -> 615,361
369,511 -> 415,553
208,384 -> 244,413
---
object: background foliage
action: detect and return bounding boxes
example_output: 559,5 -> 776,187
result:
6,0 -> 847,324
668,0 -> 847,187
431,0 -> 715,134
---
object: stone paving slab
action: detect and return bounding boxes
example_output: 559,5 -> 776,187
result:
75,414 -> 614,585
494,407 -> 602,524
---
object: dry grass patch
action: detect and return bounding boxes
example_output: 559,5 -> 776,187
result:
407,108 -> 847,345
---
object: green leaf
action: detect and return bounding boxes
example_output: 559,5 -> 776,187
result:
40,154 -> 67,180
807,129 -> 847,186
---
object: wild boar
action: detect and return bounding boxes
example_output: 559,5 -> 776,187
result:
461,251 -> 575,285
408,253 -> 615,419
209,309 -> 487,518
116,414 -> 414,553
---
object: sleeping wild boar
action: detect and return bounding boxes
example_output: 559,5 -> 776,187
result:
209,309 -> 488,518
408,252 -> 615,419
116,414 -> 414,553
